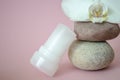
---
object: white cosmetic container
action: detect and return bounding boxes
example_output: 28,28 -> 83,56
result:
30,24 -> 76,76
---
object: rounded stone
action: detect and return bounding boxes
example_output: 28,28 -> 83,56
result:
74,22 -> 120,41
68,40 -> 114,70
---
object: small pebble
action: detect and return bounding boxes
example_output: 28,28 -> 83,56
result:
68,40 -> 114,70
74,22 -> 120,41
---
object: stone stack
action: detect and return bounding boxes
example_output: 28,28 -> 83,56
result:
68,22 -> 120,70
61,0 -> 120,70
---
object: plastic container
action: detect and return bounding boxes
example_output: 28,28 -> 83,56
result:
30,24 -> 76,76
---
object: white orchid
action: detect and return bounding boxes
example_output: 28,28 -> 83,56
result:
61,0 -> 120,23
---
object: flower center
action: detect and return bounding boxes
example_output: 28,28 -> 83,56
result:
89,0 -> 108,23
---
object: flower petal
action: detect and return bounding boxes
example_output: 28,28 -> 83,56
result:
61,0 -> 120,23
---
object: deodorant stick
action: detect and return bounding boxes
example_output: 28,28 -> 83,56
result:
30,24 -> 76,76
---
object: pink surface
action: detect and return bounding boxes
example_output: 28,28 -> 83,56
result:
0,0 -> 120,80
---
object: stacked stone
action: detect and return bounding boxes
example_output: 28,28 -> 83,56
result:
68,22 -> 120,70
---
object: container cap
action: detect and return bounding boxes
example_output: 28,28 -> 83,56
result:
30,24 -> 76,76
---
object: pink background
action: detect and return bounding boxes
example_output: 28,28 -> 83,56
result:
0,0 -> 120,80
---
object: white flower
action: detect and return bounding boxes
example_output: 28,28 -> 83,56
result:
61,0 -> 120,23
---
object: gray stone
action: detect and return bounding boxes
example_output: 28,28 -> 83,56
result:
74,22 -> 120,41
68,40 -> 114,70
